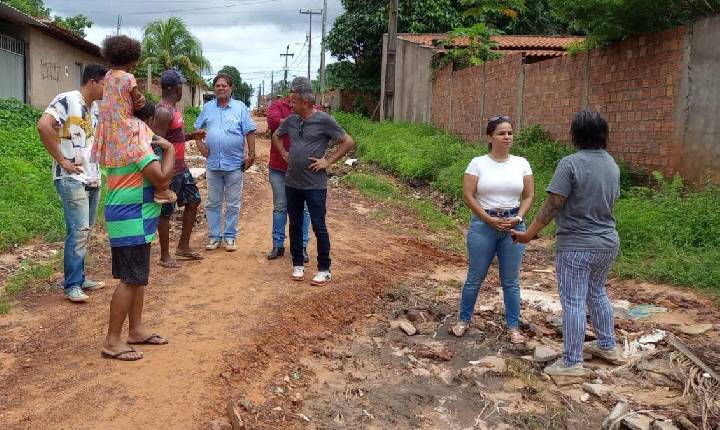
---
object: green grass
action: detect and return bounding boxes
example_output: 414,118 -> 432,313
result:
184,106 -> 200,133
0,99 -> 64,251
342,173 -> 464,251
0,256 -> 61,314
336,112 -> 720,291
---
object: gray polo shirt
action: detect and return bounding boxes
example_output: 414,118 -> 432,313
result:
547,150 -> 620,252
276,111 -> 346,190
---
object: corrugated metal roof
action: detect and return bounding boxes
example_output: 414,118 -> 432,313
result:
397,33 -> 584,51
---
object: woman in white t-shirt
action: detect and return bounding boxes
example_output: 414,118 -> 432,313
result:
451,116 -> 534,343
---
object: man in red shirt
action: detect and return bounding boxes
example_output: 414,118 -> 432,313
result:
267,95 -> 310,261
153,70 -> 206,267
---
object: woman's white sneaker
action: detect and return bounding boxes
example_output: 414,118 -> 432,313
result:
291,266 -> 305,281
311,271 -> 331,286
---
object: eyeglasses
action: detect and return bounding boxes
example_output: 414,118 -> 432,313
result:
489,115 -> 511,123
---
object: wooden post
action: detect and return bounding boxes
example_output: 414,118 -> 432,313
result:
147,63 -> 152,96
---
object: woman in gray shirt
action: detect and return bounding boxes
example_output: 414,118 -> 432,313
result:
512,110 -> 626,376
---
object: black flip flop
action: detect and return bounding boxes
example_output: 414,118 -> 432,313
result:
101,347 -> 143,361
128,334 -> 169,345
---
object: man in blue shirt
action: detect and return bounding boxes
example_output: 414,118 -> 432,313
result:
195,73 -> 257,251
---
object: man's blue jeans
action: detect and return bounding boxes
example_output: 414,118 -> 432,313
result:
269,168 -> 309,248
459,216 -> 526,329
206,168 -> 244,241
54,177 -> 100,292
286,186 -> 330,270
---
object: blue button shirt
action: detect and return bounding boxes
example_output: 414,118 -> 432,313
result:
194,98 -> 257,171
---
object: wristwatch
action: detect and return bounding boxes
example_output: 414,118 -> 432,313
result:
515,216 -> 524,224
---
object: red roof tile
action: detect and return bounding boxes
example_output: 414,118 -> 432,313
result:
397,33 -> 584,51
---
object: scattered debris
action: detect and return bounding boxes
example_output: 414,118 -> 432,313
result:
652,420 -> 680,430
622,413 -> 654,430
398,320 -> 417,336
296,413 -> 311,422
628,304 -> 668,320
583,383 -> 612,398
344,158 -> 358,166
602,400 -> 630,429
677,324 -> 714,336
533,346 -> 561,363
226,401 -> 245,430
466,356 -> 507,373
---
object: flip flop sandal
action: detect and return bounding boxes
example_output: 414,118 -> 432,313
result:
174,250 -> 204,260
158,260 -> 181,268
101,347 -> 143,361
128,334 -> 169,346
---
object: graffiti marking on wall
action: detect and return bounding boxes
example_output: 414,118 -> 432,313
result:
40,60 -> 60,81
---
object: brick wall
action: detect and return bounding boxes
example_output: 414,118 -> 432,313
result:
431,29 -> 687,176
431,65 -> 452,129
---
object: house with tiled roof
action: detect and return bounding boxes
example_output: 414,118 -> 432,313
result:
380,32 -> 585,123
0,2 -> 106,107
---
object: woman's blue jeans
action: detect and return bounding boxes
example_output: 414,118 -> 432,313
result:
459,216 -> 526,329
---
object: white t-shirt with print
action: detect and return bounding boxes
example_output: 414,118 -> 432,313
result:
464,155 -> 532,210
44,90 -> 100,186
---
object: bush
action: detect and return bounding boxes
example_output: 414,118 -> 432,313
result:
184,106 -> 201,132
0,99 -> 64,250
335,112 -> 720,290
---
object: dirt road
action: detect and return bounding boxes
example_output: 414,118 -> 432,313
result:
2,118 -> 719,429
0,119 -> 456,429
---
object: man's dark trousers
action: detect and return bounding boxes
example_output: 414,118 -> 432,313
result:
286,186 -> 330,270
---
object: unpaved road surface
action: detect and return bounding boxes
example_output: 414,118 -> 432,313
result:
2,118 -> 719,430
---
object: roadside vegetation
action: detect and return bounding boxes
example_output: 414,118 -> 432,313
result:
335,112 -> 720,291
0,99 -> 64,252
0,256 -> 60,314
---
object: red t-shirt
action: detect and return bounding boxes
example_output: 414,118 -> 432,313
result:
267,97 -> 324,172
157,99 -> 186,174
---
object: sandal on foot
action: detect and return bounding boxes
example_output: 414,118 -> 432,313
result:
174,250 -> 204,260
128,334 -> 168,345
509,329 -> 526,344
158,260 -> 181,269
101,347 -> 143,361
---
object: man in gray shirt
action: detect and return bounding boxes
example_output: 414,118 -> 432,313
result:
512,110 -> 625,377
272,77 -> 355,286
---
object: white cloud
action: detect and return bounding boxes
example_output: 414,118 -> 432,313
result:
47,0 -> 345,107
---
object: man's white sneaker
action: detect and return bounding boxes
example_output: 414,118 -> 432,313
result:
292,266 -> 305,281
311,271 -> 331,286
224,239 -> 237,252
206,239 -> 221,250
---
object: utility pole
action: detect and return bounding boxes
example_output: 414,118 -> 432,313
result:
299,9 -> 321,80
115,15 -> 122,35
319,0 -> 328,105
270,71 -> 274,99
280,45 -> 294,91
383,0 -> 398,120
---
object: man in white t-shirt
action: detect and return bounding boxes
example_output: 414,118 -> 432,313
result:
37,64 -> 108,303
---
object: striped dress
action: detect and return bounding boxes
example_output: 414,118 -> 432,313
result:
104,153 -> 160,247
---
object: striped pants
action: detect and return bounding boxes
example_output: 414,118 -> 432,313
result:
556,250 -> 618,365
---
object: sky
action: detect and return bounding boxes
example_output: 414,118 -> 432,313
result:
44,0 -> 345,107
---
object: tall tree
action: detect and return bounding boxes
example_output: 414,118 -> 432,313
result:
548,0 -> 719,46
326,0 -> 469,91
52,14 -> 93,38
216,65 -> 254,107
140,17 -> 211,87
3,0 -> 93,37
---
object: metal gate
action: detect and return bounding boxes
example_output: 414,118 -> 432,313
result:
0,33 -> 25,101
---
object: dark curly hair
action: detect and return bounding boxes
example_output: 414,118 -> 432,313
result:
102,35 -> 142,67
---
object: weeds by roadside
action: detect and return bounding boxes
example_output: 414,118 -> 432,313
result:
0,255 -> 61,314
336,113 -> 720,291
342,172 -> 464,252
0,99 -> 64,251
